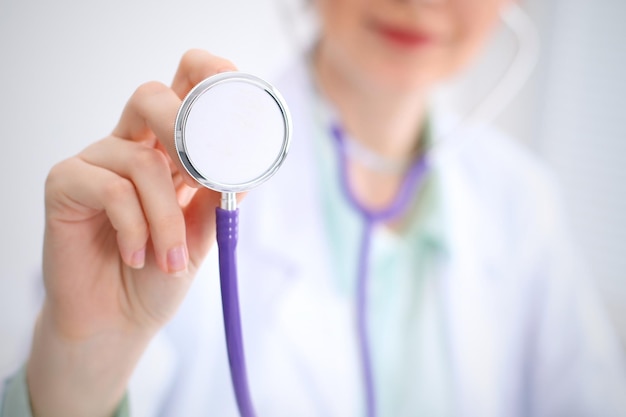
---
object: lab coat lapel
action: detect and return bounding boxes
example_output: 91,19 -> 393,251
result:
239,60 -> 362,415
434,127 -> 505,417
249,58 -> 319,267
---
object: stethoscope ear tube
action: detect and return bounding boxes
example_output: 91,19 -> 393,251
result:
216,207 -> 258,417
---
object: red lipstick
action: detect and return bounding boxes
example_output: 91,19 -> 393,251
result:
374,23 -> 434,48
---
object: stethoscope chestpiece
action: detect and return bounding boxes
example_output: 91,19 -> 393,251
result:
175,72 -> 292,209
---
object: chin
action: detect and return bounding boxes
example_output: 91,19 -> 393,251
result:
363,61 -> 444,94
348,43 -> 454,93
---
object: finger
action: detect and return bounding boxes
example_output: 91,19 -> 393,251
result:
81,137 -> 190,274
183,187 -> 220,271
176,181 -> 198,208
171,49 -> 237,99
112,81 -> 179,146
111,81 -> 200,187
47,158 -> 149,269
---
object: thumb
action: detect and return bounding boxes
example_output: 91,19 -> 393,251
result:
184,187 -> 221,269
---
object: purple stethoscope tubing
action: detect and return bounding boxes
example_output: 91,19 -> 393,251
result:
325,11 -> 537,411
331,124 -> 430,417
216,207 -> 258,417
175,72 -> 293,417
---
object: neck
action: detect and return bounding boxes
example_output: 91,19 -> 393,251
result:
313,42 -> 429,164
312,41 -> 431,214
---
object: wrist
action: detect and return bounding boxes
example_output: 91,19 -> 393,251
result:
26,306 -> 151,417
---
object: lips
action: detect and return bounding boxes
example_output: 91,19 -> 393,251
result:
372,22 -> 434,48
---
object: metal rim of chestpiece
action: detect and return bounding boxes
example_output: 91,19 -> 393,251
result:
174,71 -> 292,194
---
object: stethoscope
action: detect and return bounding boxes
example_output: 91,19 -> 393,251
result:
173,5 -> 539,416
174,72 -> 291,417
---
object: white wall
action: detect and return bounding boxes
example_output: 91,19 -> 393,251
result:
534,0 -> 626,343
1,0 -> 624,379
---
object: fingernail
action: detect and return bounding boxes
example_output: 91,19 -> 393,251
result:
130,248 -> 146,269
167,245 -> 188,274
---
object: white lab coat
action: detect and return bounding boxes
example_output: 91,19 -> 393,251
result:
125,59 -> 626,417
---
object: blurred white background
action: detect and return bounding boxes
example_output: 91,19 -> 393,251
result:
0,0 -> 624,379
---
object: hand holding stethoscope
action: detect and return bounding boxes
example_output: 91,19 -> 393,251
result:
29,50 -> 248,416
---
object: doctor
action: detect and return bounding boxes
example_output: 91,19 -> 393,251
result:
3,0 -> 626,416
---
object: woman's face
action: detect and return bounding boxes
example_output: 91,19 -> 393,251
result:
315,0 -> 509,93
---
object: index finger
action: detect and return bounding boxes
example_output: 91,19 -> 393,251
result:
112,81 -> 201,186
111,50 -> 238,186
171,49 -> 238,99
